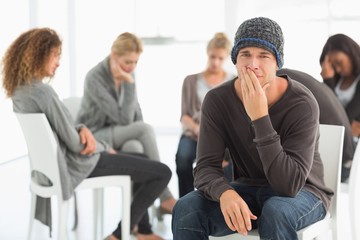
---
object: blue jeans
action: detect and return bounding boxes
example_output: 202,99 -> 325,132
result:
175,135 -> 197,197
175,135 -> 234,197
172,184 -> 326,240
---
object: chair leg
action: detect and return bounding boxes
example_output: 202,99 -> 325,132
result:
57,199 -> 69,240
27,193 -> 37,240
122,179 -> 131,240
93,189 -> 104,240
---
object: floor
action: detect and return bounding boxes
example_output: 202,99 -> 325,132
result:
0,133 -> 353,239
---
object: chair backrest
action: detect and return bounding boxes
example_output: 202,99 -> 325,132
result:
15,113 -> 63,198
62,97 -> 82,120
349,142 -> 360,240
318,124 -> 344,230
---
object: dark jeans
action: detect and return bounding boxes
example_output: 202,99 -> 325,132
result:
175,135 -> 234,197
175,135 -> 197,197
172,184 -> 326,240
88,152 -> 171,238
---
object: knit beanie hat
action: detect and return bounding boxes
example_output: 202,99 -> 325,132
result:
231,17 -> 284,68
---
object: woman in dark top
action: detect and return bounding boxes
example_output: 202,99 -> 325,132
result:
320,34 -> 360,140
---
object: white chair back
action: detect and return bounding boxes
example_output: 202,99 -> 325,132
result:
62,97 -> 82,120
16,113 -> 63,199
317,124 -> 344,235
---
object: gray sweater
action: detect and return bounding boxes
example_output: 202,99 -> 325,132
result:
77,56 -> 143,146
12,81 -> 107,229
194,77 -> 333,211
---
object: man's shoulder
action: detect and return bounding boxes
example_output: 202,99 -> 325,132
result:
207,79 -> 234,96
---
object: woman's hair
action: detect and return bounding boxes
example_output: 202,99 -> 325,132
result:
207,32 -> 232,54
2,27 -> 62,97
111,32 -> 143,56
319,33 -> 360,78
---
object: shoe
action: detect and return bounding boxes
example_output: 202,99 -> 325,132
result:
155,206 -> 172,221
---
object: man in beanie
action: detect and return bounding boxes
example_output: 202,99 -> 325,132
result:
172,17 -> 332,239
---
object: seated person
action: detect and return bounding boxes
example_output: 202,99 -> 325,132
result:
172,17 -> 332,240
319,34 -> 360,140
77,32 -> 176,216
278,68 -> 356,182
176,32 -> 235,197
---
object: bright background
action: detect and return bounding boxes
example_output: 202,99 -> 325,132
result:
1,0 -> 360,164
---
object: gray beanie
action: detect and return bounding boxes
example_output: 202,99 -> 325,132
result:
231,17 -> 284,68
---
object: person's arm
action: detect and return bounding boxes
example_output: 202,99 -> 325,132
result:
180,75 -> 200,136
241,69 -> 318,197
320,55 -> 337,89
133,91 -> 143,121
181,115 -> 200,137
84,72 -> 138,125
193,92 -> 232,201
194,91 -> 257,235
320,55 -> 335,80
41,86 -> 105,155
351,120 -> 360,137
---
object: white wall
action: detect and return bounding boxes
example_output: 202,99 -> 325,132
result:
1,0 -> 360,164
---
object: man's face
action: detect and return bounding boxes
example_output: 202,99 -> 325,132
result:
236,47 -> 278,88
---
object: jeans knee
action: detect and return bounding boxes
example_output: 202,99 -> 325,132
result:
261,198 -> 293,223
259,198 -> 296,237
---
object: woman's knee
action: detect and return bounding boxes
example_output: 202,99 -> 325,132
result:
122,139 -> 144,153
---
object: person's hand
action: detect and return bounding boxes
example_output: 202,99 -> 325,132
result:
193,124 -> 200,138
79,127 -> 97,155
320,55 -> 335,79
240,67 -> 269,121
110,56 -> 134,86
220,189 -> 257,235
351,120 -> 360,137
108,147 -> 117,154
222,159 -> 229,168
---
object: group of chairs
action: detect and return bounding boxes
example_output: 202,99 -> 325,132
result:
16,97 -> 360,240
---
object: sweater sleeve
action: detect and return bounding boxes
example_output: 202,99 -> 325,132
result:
252,101 -> 319,197
193,92 -> 233,201
40,86 -> 105,154
84,69 -> 138,125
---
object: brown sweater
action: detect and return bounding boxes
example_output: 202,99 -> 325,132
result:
194,77 -> 333,210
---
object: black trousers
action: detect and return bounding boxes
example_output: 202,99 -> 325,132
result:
88,152 -> 172,237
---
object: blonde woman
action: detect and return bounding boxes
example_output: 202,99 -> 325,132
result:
77,32 -> 176,219
175,32 -> 236,197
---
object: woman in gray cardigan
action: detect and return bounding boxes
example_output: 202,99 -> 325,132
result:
2,28 -> 170,240
77,32 -> 176,216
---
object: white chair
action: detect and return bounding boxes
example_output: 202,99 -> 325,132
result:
210,124 -> 344,240
62,97 -> 82,120
348,142 -> 360,240
16,113 -> 131,240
